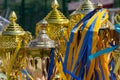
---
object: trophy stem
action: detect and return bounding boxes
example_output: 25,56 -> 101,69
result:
7,40 -> 22,79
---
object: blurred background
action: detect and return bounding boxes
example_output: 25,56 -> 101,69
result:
0,0 -> 119,36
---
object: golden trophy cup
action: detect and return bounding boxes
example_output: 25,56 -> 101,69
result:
0,11 -> 31,80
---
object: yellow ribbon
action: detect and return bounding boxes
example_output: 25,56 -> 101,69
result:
114,56 -> 120,74
87,9 -> 109,80
54,51 -> 67,80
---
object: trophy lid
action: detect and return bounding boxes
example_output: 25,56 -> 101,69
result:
28,19 -> 55,49
2,11 -> 25,36
45,0 -> 69,24
71,0 -> 95,15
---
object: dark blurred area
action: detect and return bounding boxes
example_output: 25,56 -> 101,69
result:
0,0 -> 119,35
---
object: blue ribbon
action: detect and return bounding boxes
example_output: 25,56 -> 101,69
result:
48,48 -> 55,80
21,69 -> 27,75
109,58 -> 116,80
115,24 -> 120,33
89,46 -> 118,60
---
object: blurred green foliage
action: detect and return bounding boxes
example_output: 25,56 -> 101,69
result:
113,0 -> 120,8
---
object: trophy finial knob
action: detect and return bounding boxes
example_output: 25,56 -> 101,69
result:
9,11 -> 17,24
52,0 -> 59,9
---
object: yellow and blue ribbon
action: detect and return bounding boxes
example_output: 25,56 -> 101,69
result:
62,8 -> 116,80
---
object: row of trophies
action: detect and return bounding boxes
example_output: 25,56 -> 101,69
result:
0,0 -> 119,80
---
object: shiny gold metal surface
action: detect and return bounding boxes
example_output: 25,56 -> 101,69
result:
45,0 -> 69,24
0,11 -> 31,48
2,11 -> 25,36
0,11 -> 25,48
0,36 -> 20,48
43,0 -> 69,41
